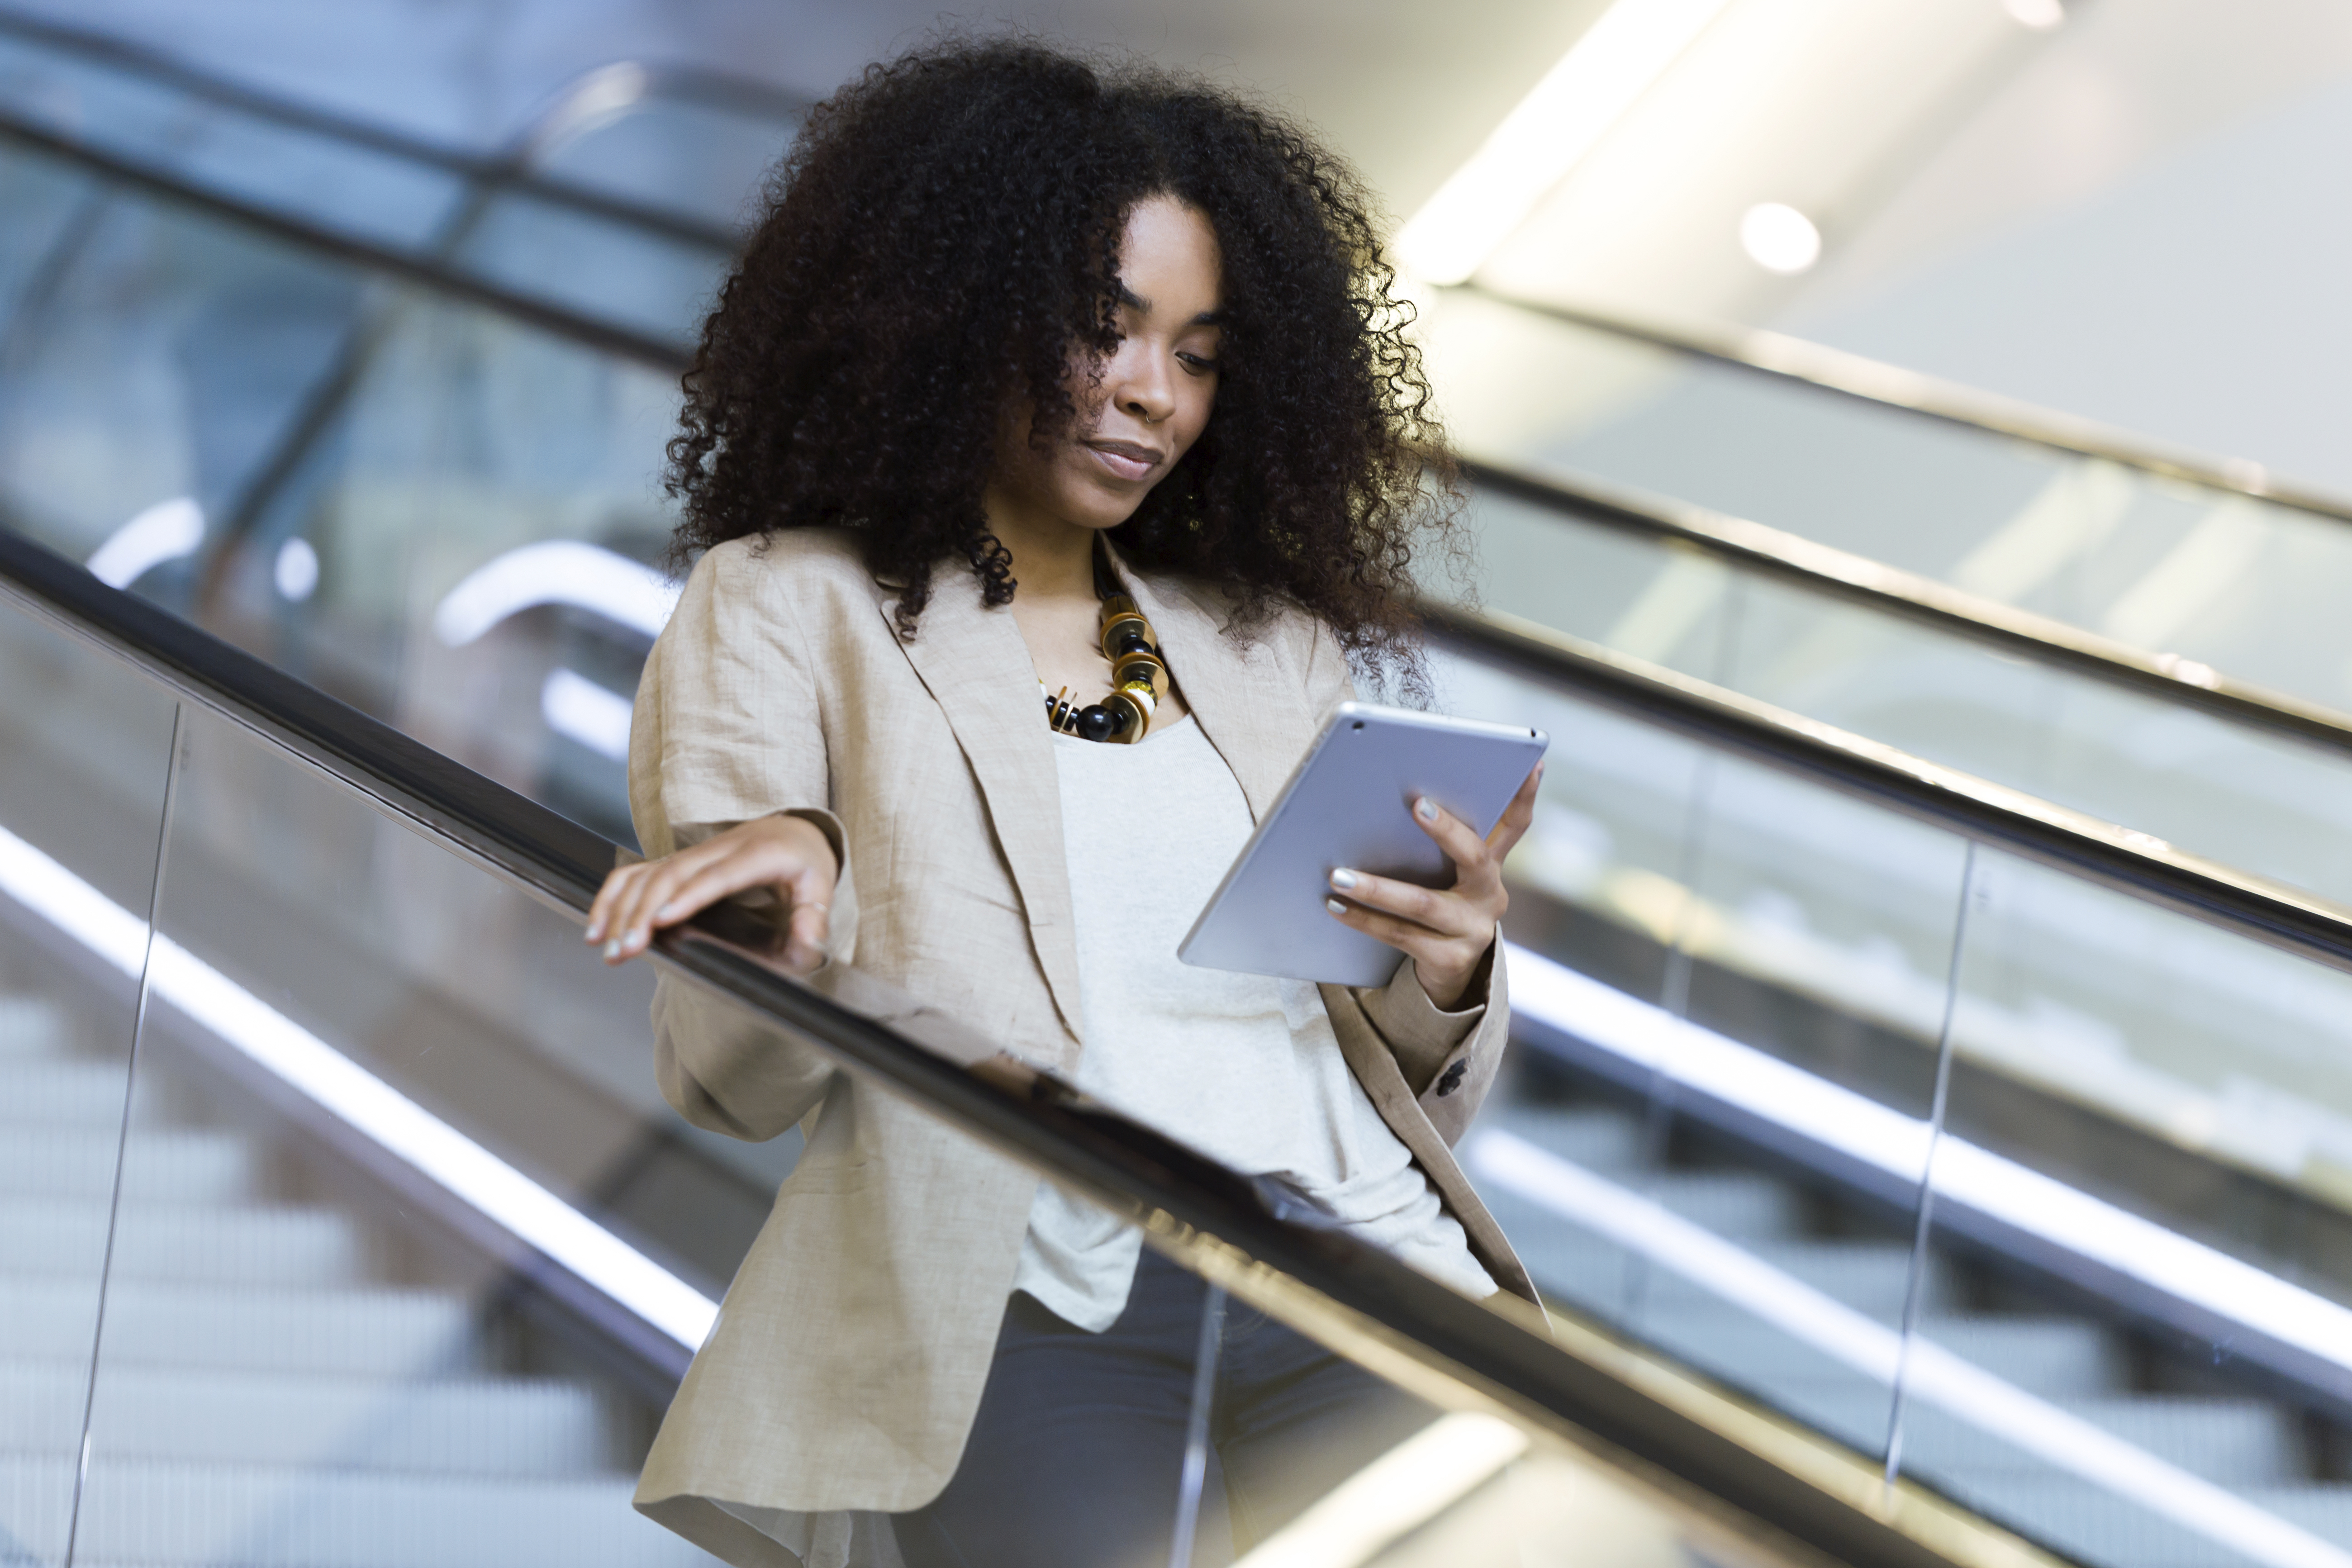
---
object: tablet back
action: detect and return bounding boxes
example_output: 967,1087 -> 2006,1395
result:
1178,702 -> 1547,987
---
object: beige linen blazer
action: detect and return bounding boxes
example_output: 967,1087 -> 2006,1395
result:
627,528 -> 1534,1564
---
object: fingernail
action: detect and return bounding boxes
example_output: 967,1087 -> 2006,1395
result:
1326,898 -> 1347,915
654,902 -> 680,921
627,928 -> 648,951
1415,798 -> 1438,821
1329,868 -> 1358,891
601,938 -> 622,961
584,922 -> 602,942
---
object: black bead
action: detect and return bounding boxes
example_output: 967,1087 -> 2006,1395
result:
1076,705 -> 1116,742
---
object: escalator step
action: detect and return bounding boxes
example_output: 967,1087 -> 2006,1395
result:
1911,1317 -> 2123,1399
0,1201 -> 374,1286
2,1455 -> 711,1568
0,1280 -> 483,1375
0,1128 -> 259,1202
0,1060 -> 143,1126
0,1361 -> 617,1477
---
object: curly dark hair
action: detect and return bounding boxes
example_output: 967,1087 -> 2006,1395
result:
665,37 -> 1460,674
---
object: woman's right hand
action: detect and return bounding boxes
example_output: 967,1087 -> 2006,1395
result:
587,814 -> 840,972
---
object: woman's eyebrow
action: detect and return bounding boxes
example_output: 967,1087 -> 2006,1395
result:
1115,283 -> 1224,327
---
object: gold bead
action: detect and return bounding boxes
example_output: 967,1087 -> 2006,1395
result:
1106,687 -> 1153,742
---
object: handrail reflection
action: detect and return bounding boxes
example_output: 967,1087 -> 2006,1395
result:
1462,454 -> 2352,754
0,4 -> 758,253
1452,283 -> 2352,526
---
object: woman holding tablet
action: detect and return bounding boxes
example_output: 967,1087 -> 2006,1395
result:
587,40 -> 1542,1568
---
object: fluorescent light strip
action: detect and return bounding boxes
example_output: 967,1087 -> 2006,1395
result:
1393,0 -> 1735,285
541,666 -> 635,761
1466,1130 -> 2352,1568
432,541 -> 682,647
1235,1411 -> 1529,1568
86,498 -> 204,590
0,821 -> 717,1349
1503,941 -> 2352,1379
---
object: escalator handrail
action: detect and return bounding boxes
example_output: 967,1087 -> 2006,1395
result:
0,522 -> 2040,1568
1419,601 -> 2352,976
1459,282 -> 2352,527
1465,454 -> 2352,755
0,106 -> 693,372
12,97 -> 2352,978
0,5 -> 755,255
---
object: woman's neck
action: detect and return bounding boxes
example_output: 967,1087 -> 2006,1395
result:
983,483 -> 1098,606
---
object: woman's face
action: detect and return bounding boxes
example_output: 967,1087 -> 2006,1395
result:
995,195 -> 1225,532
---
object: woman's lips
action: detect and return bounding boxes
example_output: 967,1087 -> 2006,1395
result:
1085,440 -> 1162,481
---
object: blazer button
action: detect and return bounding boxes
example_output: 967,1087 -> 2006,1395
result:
1435,1060 -> 1467,1097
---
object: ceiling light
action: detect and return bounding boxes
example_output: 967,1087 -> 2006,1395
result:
86,497 -> 204,589
1739,202 -> 1821,274
432,540 -> 680,646
542,666 -> 634,760
2003,0 -> 2064,30
1394,0 -> 1736,285
273,537 -> 320,602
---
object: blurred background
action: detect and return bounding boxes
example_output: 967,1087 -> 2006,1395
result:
14,4 -> 2352,1567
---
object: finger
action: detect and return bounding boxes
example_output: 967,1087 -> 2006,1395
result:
587,863 -> 646,943
608,841 -> 733,957
1486,763 -> 1544,860
781,897 -> 831,973
1409,796 -> 1498,891
1328,868 -> 1473,939
597,862 -> 680,960
1326,895 -> 1482,984
640,846 -> 798,939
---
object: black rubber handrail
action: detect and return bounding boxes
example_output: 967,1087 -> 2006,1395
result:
1464,454 -> 2352,756
1459,283 -> 2352,526
0,108 -> 693,372
1418,600 -> 2352,976
0,4 -> 761,254
0,522 -> 2039,1568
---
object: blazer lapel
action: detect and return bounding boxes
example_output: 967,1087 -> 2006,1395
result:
1112,548 -> 1310,826
877,575 -> 1086,1049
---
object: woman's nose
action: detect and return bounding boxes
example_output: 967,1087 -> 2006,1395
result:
1110,351 -> 1175,424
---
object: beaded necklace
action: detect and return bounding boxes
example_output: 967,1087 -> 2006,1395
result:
1040,553 -> 1165,744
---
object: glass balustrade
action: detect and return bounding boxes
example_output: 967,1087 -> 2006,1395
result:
1421,286 -> 2352,718
1441,646 -> 2352,1568
1462,478 -> 2352,917
0,581 -> 180,1568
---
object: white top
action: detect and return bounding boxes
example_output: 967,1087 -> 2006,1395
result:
1012,716 -> 1496,1331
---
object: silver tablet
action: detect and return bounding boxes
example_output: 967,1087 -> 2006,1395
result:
1178,701 -> 1549,988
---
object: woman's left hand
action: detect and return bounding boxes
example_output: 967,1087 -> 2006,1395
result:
1324,762 -> 1543,1010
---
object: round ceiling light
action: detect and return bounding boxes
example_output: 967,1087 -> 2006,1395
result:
1739,203 -> 1821,274
275,537 -> 320,602
2003,0 -> 2063,29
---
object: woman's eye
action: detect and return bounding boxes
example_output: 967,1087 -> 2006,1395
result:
1178,352 -> 1221,373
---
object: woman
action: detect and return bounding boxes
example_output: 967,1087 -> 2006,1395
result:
587,39 -> 1541,1568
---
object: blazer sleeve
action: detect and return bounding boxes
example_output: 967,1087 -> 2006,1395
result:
630,543 -> 856,1143
1299,616 -> 1510,1143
